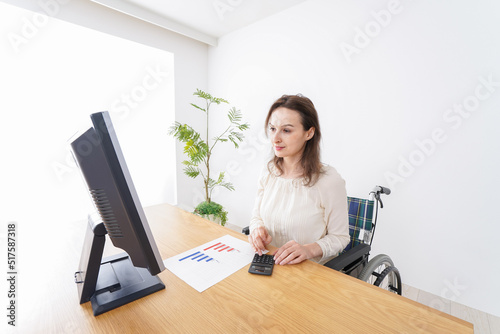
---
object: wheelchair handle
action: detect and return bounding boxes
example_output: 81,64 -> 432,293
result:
372,186 -> 391,195
370,186 -> 391,208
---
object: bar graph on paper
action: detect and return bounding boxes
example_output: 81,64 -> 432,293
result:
164,235 -> 255,292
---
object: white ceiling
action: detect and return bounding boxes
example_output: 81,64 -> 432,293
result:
91,0 -> 307,45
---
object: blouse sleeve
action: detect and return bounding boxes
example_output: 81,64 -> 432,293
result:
315,167 -> 350,262
249,168 -> 268,234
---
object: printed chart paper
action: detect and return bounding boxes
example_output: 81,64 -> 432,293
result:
163,235 -> 255,292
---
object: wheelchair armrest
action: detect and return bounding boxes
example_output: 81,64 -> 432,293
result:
242,226 -> 250,235
323,243 -> 371,271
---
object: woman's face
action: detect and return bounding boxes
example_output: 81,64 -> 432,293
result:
268,107 -> 314,162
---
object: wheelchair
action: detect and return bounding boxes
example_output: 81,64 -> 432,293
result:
242,186 -> 402,295
323,186 -> 402,295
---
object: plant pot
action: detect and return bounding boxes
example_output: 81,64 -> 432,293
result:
199,214 -> 222,225
193,201 -> 228,226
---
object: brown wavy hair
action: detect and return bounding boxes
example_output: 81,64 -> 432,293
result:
265,94 -> 322,186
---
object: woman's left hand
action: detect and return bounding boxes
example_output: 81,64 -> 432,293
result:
273,240 -> 323,265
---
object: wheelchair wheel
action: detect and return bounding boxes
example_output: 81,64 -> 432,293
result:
358,254 -> 402,295
374,266 -> 402,295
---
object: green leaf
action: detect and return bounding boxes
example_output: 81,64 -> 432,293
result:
228,107 -> 242,123
219,181 -> 235,192
207,177 -> 216,189
193,201 -> 228,226
238,123 -> 250,131
184,142 -> 205,164
183,166 -> 200,178
190,103 -> 206,112
214,97 -> 229,105
182,160 -> 198,167
193,89 -> 212,100
169,122 -> 201,144
194,201 -> 223,215
194,89 -> 228,105
170,123 -> 208,164
228,135 -> 239,148
217,172 -> 225,183
167,122 -> 182,136
227,131 -> 244,148
231,131 -> 244,141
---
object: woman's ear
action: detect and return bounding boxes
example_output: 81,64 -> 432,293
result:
306,127 -> 315,140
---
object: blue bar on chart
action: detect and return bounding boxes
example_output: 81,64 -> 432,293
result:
192,253 -> 205,260
179,251 -> 213,262
179,251 -> 200,261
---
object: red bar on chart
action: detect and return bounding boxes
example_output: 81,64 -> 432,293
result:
218,246 -> 230,252
213,244 -> 226,251
204,242 -> 222,251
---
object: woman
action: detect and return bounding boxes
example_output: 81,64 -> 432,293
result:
248,94 -> 350,265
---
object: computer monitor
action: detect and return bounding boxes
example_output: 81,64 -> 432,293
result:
71,111 -> 166,316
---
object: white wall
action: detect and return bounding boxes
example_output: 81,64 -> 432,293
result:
208,0 -> 500,317
0,0 -> 209,214
1,2 -> 177,225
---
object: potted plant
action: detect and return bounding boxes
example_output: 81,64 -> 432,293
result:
168,89 -> 249,226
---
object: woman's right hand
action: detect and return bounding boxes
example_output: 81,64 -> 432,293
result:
248,226 -> 272,255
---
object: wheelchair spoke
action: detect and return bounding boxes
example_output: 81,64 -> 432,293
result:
389,285 -> 398,293
358,254 -> 402,295
374,266 -> 402,295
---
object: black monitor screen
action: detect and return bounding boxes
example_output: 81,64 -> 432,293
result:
71,111 -> 165,316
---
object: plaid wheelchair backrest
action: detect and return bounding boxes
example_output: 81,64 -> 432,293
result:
342,197 -> 375,253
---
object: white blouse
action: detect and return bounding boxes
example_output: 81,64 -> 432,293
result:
249,164 -> 350,264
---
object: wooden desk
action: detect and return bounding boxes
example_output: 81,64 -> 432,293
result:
18,203 -> 473,333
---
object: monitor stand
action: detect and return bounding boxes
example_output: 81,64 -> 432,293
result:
75,215 -> 165,316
